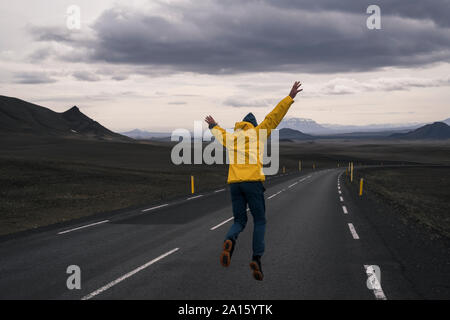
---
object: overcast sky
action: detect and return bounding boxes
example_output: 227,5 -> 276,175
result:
1,0 -> 449,131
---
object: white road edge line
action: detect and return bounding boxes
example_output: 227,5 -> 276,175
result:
342,205 -> 348,214
81,248 -> 180,300
187,195 -> 203,200
288,182 -> 298,188
210,217 -> 234,230
142,203 -> 169,212
58,220 -> 109,235
364,265 -> 387,300
214,188 -> 226,193
348,223 -> 360,239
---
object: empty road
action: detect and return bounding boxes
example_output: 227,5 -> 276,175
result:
0,168 -> 420,299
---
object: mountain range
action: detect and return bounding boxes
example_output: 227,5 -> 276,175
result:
121,129 -> 171,140
0,95 -> 130,142
278,117 -> 435,135
1,95 -> 449,141
279,128 -> 315,141
389,122 -> 450,140
278,122 -> 450,140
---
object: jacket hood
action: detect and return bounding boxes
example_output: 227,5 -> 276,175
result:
234,121 -> 254,131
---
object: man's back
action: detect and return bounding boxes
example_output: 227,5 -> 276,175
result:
210,95 -> 295,183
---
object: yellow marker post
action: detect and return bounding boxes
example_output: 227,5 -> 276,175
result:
350,162 -> 354,182
283,166 -> 286,174
191,175 -> 195,194
359,178 -> 364,196
313,163 -> 315,170
337,163 -> 340,167
299,160 -> 302,172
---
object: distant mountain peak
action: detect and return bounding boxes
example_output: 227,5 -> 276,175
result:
279,127 -> 314,140
441,117 -> 450,126
0,95 -> 130,142
64,105 -> 82,114
279,117 -> 327,134
390,121 -> 450,140
121,129 -> 171,140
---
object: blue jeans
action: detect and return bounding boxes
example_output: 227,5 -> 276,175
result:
225,181 -> 266,257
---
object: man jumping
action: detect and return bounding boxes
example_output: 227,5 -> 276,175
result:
204,81 -> 303,281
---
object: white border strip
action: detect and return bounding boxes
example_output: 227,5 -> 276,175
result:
81,248 -> 180,300
187,195 -> 203,200
58,220 -> 109,235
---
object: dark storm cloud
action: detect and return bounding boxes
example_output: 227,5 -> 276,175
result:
111,75 -> 128,81
261,0 -> 450,28
28,48 -> 53,62
72,71 -> 100,81
14,72 -> 57,84
30,1 -> 450,74
29,26 -> 75,43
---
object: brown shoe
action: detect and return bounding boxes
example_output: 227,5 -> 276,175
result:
249,256 -> 264,281
220,239 -> 234,267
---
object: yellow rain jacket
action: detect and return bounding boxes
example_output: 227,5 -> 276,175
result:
211,96 -> 294,183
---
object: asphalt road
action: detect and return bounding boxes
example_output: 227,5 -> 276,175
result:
0,168 -> 420,299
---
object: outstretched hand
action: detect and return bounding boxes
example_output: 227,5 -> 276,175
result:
204,115 -> 218,127
289,81 -> 303,99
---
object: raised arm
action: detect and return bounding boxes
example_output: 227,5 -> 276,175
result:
257,81 -> 302,134
205,115 -> 227,146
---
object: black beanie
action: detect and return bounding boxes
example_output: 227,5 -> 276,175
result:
242,112 -> 258,127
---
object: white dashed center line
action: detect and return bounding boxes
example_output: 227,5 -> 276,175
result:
58,220 -> 109,235
340,196 -> 344,202
342,205 -> 348,214
348,223 -> 360,239
210,217 -> 234,230
267,190 -> 282,199
288,182 -> 298,188
142,203 -> 169,212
